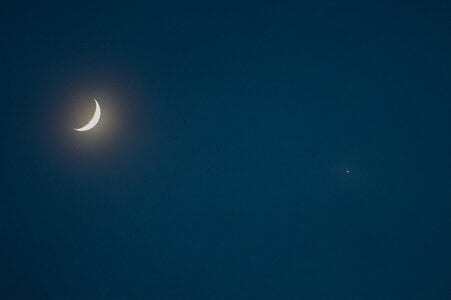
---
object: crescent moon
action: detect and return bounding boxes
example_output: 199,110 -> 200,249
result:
74,99 -> 101,132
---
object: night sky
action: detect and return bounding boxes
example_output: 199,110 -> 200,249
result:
1,1 -> 450,299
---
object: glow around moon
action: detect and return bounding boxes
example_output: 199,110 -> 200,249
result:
74,99 -> 101,132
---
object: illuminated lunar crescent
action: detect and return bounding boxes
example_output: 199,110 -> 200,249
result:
74,99 -> 101,132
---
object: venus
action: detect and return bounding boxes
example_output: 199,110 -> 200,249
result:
74,99 -> 101,132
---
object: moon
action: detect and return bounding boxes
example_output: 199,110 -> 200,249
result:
74,99 -> 101,132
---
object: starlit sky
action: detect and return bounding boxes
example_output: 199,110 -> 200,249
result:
1,1 -> 450,299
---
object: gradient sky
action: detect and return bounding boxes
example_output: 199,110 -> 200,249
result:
1,1 -> 450,299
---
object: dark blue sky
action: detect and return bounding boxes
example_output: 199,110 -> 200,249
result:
1,1 -> 450,299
